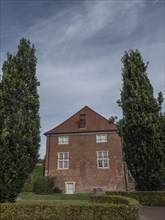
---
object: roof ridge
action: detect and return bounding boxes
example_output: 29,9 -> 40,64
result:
44,106 -> 115,135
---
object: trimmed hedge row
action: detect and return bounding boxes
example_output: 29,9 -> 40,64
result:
90,194 -> 139,206
0,202 -> 140,220
105,191 -> 165,206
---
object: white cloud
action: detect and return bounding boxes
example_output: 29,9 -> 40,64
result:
152,0 -> 159,5
83,0 -> 146,36
25,0 -> 146,52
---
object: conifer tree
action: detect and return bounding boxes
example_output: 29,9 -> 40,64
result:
118,49 -> 164,190
0,38 -> 40,202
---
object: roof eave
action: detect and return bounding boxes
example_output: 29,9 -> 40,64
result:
44,129 -> 118,136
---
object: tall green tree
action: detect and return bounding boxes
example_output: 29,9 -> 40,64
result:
118,49 -> 164,190
159,112 -> 165,189
0,38 -> 40,202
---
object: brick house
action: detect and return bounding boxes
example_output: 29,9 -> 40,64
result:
44,106 -> 128,194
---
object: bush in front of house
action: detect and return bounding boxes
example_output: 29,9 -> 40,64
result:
33,176 -> 54,194
22,165 -> 44,192
105,191 -> 165,206
0,202 -> 140,220
53,187 -> 62,194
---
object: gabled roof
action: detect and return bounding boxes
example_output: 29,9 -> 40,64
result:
44,106 -> 117,135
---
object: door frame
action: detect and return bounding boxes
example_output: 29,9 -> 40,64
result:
65,182 -> 75,194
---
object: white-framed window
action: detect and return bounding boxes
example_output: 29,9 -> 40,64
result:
58,136 -> 69,144
96,134 -> 107,143
97,151 -> 109,168
58,152 -> 69,169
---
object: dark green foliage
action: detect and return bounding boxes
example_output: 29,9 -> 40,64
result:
118,49 -> 164,190
53,187 -> 62,194
0,202 -> 140,220
159,113 -> 165,189
106,191 -> 165,206
0,38 -> 40,202
33,176 -> 54,194
109,116 -> 118,124
22,165 -> 43,192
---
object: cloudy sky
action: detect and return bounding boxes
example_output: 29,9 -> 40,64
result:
1,0 -> 164,158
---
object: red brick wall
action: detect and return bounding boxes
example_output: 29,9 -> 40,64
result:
45,131 -> 127,193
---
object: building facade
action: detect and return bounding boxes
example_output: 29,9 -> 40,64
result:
45,106 -> 128,194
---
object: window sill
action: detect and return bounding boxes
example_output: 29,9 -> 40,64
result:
57,168 -> 69,170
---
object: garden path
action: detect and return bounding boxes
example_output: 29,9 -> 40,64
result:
140,206 -> 165,220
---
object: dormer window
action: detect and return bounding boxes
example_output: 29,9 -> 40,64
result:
79,114 -> 86,128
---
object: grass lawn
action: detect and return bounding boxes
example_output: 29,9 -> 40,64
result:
17,192 -> 92,204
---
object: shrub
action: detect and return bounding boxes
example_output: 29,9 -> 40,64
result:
33,176 -> 54,194
0,202 -> 140,220
105,191 -> 165,206
22,166 -> 44,192
53,187 -> 62,194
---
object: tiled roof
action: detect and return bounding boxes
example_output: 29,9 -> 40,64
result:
44,106 -> 117,135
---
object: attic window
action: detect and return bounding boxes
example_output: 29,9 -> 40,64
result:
79,114 -> 86,128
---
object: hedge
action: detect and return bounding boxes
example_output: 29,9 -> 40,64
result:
90,194 -> 139,206
105,191 -> 165,206
0,202 -> 140,220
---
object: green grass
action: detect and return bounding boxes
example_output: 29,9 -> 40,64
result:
17,192 -> 91,204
